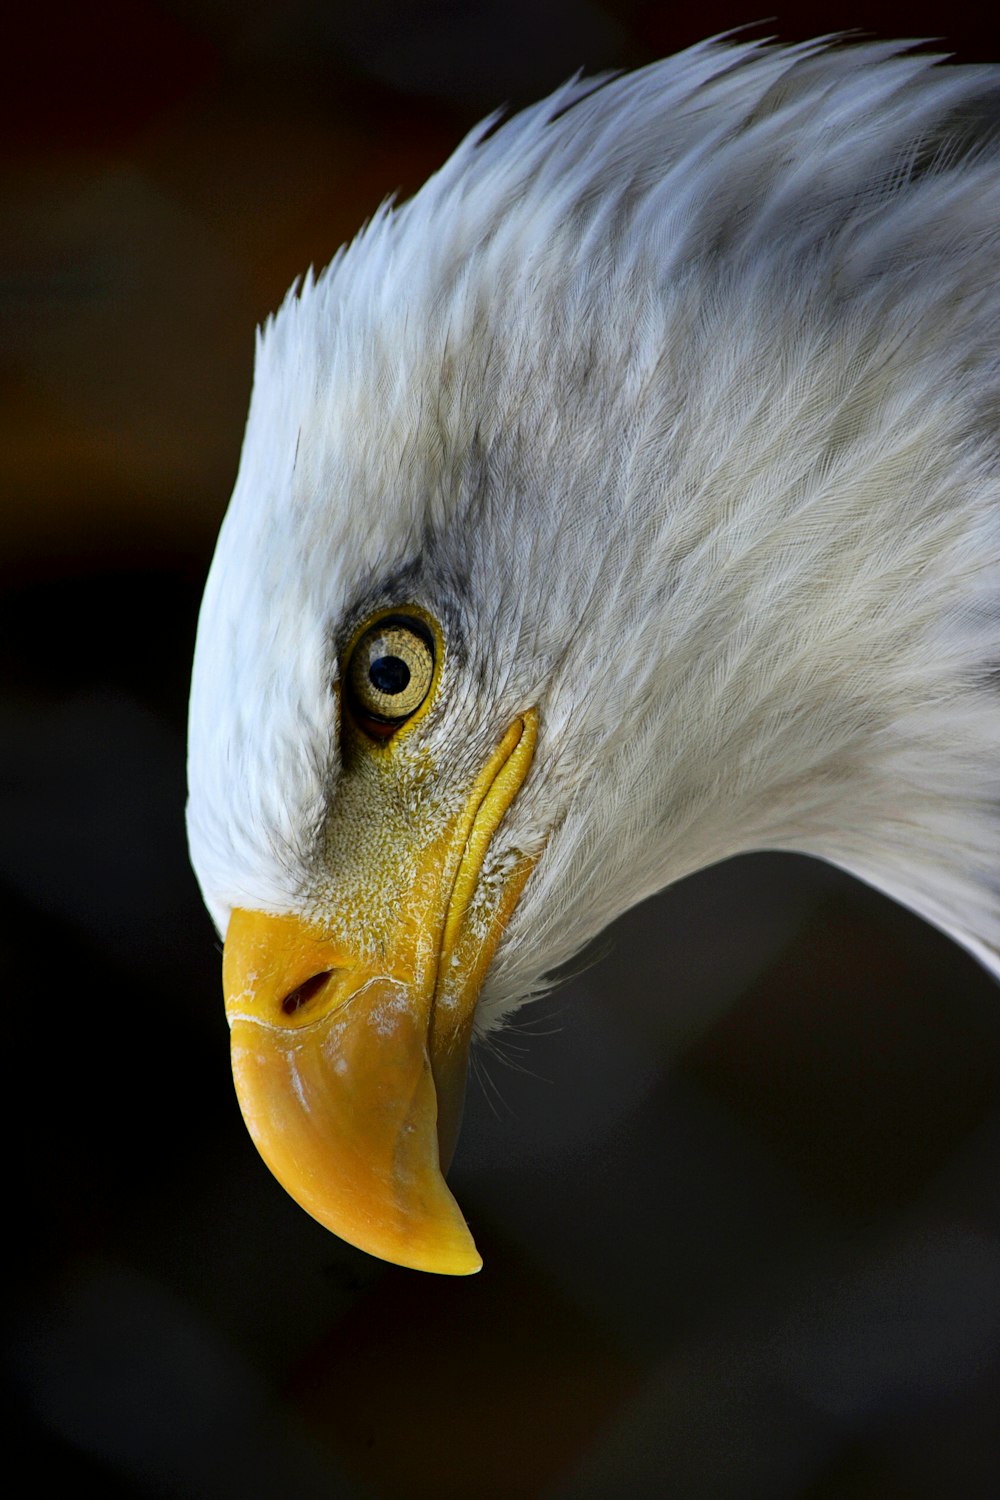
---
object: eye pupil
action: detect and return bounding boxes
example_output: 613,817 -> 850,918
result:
369,655 -> 410,696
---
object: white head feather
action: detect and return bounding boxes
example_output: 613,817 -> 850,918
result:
188,36 -> 1000,1032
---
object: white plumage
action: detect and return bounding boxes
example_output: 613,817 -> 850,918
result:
187,36 -> 1000,1268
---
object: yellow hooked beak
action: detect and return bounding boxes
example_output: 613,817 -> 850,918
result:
222,711 -> 538,1275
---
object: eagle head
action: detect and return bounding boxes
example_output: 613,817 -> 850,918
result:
189,38 -> 1000,1272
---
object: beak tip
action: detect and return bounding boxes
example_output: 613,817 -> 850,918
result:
389,1220 -> 483,1276
449,1246 -> 484,1277
433,1253 -> 483,1277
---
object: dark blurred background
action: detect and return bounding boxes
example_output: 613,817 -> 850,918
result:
4,3 -> 1000,1496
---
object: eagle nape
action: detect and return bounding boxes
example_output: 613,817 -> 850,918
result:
188,36 -> 1000,1273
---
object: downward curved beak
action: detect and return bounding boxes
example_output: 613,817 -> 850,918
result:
226,915 -> 478,1274
222,711 -> 538,1275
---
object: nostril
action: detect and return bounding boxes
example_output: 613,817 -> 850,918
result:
281,971 -> 333,1016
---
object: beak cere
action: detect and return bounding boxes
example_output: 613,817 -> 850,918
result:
221,711 -> 538,1274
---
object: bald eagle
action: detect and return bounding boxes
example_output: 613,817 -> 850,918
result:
188,37 -> 1000,1275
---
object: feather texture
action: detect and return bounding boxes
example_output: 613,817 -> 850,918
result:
188,36 -> 1000,1029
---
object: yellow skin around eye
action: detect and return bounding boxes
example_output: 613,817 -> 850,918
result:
349,623 -> 434,720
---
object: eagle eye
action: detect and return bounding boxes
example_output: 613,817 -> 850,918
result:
346,615 -> 435,733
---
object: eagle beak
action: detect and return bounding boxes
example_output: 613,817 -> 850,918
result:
222,712 -> 538,1275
